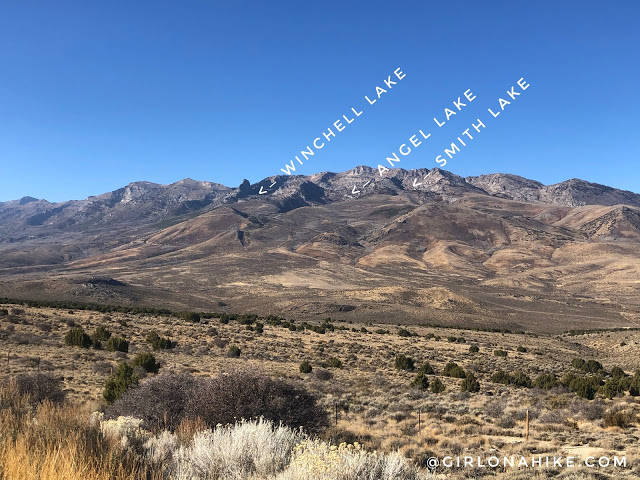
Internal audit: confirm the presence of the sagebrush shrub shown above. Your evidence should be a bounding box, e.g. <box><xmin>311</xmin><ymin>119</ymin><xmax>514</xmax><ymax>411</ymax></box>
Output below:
<box><xmin>469</xmin><ymin>345</ymin><xmax>479</xmax><ymax>353</ymax></box>
<box><xmin>603</xmin><ymin>409</ymin><xmax>635</xmax><ymax>428</ymax></box>
<box><xmin>151</xmin><ymin>419</ymin><xmax>304</xmax><ymax>479</ymax></box>
<box><xmin>494</xmin><ymin>349</ymin><xmax>508</xmax><ymax>358</ymax></box>
<box><xmin>278</xmin><ymin>438</ymin><xmax>421</xmax><ymax>480</ymax></box>
<box><xmin>315</xmin><ymin>369</ymin><xmax>333</xmax><ymax>381</ymax></box>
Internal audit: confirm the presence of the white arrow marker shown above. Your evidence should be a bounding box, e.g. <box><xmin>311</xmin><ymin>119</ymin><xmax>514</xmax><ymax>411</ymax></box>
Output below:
<box><xmin>258</xmin><ymin>186</ymin><xmax>268</xmax><ymax>195</ymax></box>
<box><xmin>362</xmin><ymin>181</ymin><xmax>371</xmax><ymax>188</ymax></box>
<box><xmin>413</xmin><ymin>178</ymin><xmax>423</xmax><ymax>187</ymax></box>
<box><xmin>269</xmin><ymin>182</ymin><xmax>277</xmax><ymax>188</ymax></box>
<box><xmin>352</xmin><ymin>185</ymin><xmax>360</xmax><ymax>195</ymax></box>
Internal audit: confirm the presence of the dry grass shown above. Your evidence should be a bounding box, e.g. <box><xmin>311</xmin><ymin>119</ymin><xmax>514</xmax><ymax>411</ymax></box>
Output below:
<box><xmin>2</xmin><ymin>303</ymin><xmax>640</xmax><ymax>478</ymax></box>
<box><xmin>0</xmin><ymin>384</ymin><xmax>162</xmax><ymax>480</ymax></box>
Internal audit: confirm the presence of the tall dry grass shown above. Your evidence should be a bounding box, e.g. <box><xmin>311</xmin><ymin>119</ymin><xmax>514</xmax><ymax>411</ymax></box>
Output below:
<box><xmin>0</xmin><ymin>382</ymin><xmax>162</xmax><ymax>480</ymax></box>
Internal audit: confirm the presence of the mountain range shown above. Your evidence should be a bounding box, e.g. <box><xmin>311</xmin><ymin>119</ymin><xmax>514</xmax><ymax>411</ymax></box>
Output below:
<box><xmin>1</xmin><ymin>167</ymin><xmax>640</xmax><ymax>333</ymax></box>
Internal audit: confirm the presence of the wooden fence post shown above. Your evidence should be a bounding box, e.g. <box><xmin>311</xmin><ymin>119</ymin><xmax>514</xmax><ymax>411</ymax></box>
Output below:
<box><xmin>525</xmin><ymin>409</ymin><xmax>530</xmax><ymax>440</ymax></box>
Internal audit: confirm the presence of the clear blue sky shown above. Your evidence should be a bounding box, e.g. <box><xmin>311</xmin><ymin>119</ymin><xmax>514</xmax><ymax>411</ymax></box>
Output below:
<box><xmin>1</xmin><ymin>1</ymin><xmax>639</xmax><ymax>202</ymax></box>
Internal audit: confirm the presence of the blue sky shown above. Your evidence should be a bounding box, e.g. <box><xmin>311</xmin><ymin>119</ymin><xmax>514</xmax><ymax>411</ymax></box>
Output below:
<box><xmin>1</xmin><ymin>1</ymin><xmax>639</xmax><ymax>202</ymax></box>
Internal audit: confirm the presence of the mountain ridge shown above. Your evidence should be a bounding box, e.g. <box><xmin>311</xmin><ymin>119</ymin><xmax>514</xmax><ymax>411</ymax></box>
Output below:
<box><xmin>3</xmin><ymin>167</ymin><xmax>639</xmax><ymax>207</ymax></box>
<box><xmin>2</xmin><ymin>166</ymin><xmax>640</xmax><ymax>334</ymax></box>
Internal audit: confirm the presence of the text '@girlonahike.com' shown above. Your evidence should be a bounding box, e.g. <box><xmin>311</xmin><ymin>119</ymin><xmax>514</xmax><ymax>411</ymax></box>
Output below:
<box><xmin>425</xmin><ymin>455</ymin><xmax>627</xmax><ymax>471</ymax></box>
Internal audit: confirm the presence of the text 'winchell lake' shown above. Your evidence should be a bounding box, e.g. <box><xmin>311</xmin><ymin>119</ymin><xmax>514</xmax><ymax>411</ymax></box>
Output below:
<box><xmin>278</xmin><ymin>67</ymin><xmax>407</xmax><ymax>176</ymax></box>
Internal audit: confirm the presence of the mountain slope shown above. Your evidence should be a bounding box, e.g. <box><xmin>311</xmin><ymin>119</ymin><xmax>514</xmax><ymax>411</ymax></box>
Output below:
<box><xmin>1</xmin><ymin>167</ymin><xmax>640</xmax><ymax>333</ymax></box>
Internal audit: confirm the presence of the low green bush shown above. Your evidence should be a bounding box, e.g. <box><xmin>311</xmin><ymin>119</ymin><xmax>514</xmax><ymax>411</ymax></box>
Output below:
<box><xmin>410</xmin><ymin>373</ymin><xmax>429</xmax><ymax>390</ymax></box>
<box><xmin>397</xmin><ymin>328</ymin><xmax>414</xmax><ymax>337</ymax></box>
<box><xmin>629</xmin><ymin>371</ymin><xmax>640</xmax><ymax>396</ymax></box>
<box><xmin>179</xmin><ymin>312</ymin><xmax>201</xmax><ymax>323</ymax></box>
<box><xmin>227</xmin><ymin>345</ymin><xmax>241</xmax><ymax>358</ymax></box>
<box><xmin>300</xmin><ymin>360</ymin><xmax>312</xmax><ymax>374</ymax></box>
<box><xmin>601</xmin><ymin>376</ymin><xmax>630</xmax><ymax>399</ymax></box>
<box><xmin>92</xmin><ymin>325</ymin><xmax>111</xmax><ymax>342</ymax></box>
<box><xmin>442</xmin><ymin>362</ymin><xmax>466</xmax><ymax>379</ymax></box>
<box><xmin>430</xmin><ymin>378</ymin><xmax>445</xmax><ymax>393</ymax></box>
<box><xmin>325</xmin><ymin>357</ymin><xmax>343</xmax><ymax>369</ymax></box>
<box><xmin>146</xmin><ymin>331</ymin><xmax>174</xmax><ymax>350</ymax></box>
<box><xmin>491</xmin><ymin>370</ymin><xmax>512</xmax><ymax>385</ymax></box>
<box><xmin>569</xmin><ymin>375</ymin><xmax>602</xmax><ymax>400</ymax></box>
<box><xmin>611</xmin><ymin>366</ymin><xmax>627</xmax><ymax>378</ymax></box>
<box><xmin>64</xmin><ymin>327</ymin><xmax>92</xmax><ymax>349</ymax></box>
<box><xmin>417</xmin><ymin>362</ymin><xmax>435</xmax><ymax>375</ymax></box>
<box><xmin>103</xmin><ymin>362</ymin><xmax>138</xmax><ymax>403</ymax></box>
<box><xmin>461</xmin><ymin>373</ymin><xmax>480</xmax><ymax>393</ymax></box>
<box><xmin>106</xmin><ymin>336</ymin><xmax>129</xmax><ymax>353</ymax></box>
<box><xmin>533</xmin><ymin>373</ymin><xmax>558</xmax><ymax>390</ymax></box>
<box><xmin>132</xmin><ymin>352</ymin><xmax>160</xmax><ymax>374</ymax></box>
<box><xmin>394</xmin><ymin>354</ymin><xmax>415</xmax><ymax>372</ymax></box>
<box><xmin>511</xmin><ymin>370</ymin><xmax>532</xmax><ymax>388</ymax></box>
<box><xmin>572</xmin><ymin>358</ymin><xmax>603</xmax><ymax>373</ymax></box>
